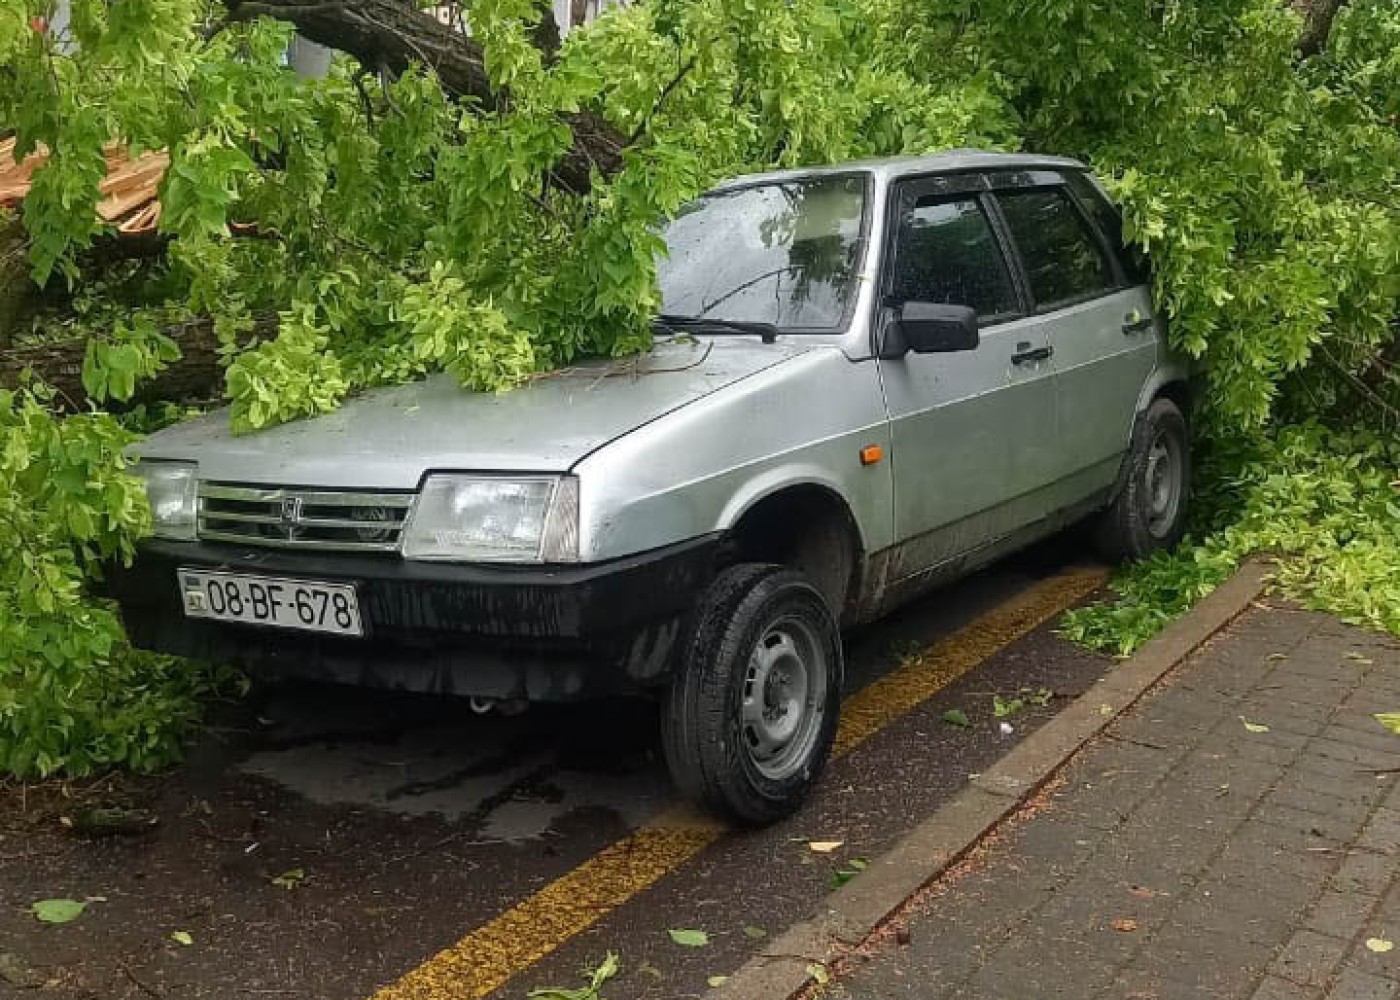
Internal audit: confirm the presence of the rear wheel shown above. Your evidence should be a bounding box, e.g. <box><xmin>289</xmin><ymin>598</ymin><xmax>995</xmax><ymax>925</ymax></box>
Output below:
<box><xmin>1095</xmin><ymin>397</ymin><xmax>1190</xmax><ymax>562</ymax></box>
<box><xmin>662</xmin><ymin>564</ymin><xmax>843</xmax><ymax>826</ymax></box>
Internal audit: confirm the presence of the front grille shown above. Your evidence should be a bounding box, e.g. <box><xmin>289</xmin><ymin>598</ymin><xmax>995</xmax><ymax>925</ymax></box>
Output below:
<box><xmin>198</xmin><ymin>483</ymin><xmax>415</xmax><ymax>553</ymax></box>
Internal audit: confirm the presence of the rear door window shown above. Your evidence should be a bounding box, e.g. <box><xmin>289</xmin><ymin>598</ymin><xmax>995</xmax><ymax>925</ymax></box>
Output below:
<box><xmin>887</xmin><ymin>195</ymin><xmax>1018</xmax><ymax>322</ymax></box>
<box><xmin>996</xmin><ymin>188</ymin><xmax>1116</xmax><ymax>310</ymax></box>
<box><xmin>1065</xmin><ymin>171</ymin><xmax>1151</xmax><ymax>286</ymax></box>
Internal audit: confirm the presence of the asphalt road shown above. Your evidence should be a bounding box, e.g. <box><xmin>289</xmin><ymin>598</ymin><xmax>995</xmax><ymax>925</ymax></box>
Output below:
<box><xmin>0</xmin><ymin>538</ymin><xmax>1115</xmax><ymax>1000</ymax></box>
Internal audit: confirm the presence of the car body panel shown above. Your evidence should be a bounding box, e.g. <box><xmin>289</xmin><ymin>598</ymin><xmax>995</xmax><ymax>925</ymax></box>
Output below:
<box><xmin>573</xmin><ymin>345</ymin><xmax>893</xmax><ymax>561</ymax></box>
<box><xmin>877</xmin><ymin>311</ymin><xmax>1057</xmax><ymax>579</ymax></box>
<box><xmin>1043</xmin><ymin>285</ymin><xmax>1161</xmax><ymax>502</ymax></box>
<box><xmin>134</xmin><ymin>340</ymin><xmax>817</xmax><ymax>489</ymax></box>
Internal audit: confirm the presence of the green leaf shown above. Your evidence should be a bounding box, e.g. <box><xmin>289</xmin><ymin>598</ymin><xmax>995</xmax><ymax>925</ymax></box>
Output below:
<box><xmin>171</xmin><ymin>930</ymin><xmax>194</xmax><ymax>946</ymax></box>
<box><xmin>742</xmin><ymin>925</ymin><xmax>767</xmax><ymax>939</ymax></box>
<box><xmin>668</xmin><ymin>928</ymin><xmax>709</xmax><ymax>948</ymax></box>
<box><xmin>31</xmin><ymin>899</ymin><xmax>87</xmax><ymax>924</ymax></box>
<box><xmin>707</xmin><ymin>975</ymin><xmax>729</xmax><ymax>987</ymax></box>
<box><xmin>941</xmin><ymin>709</ymin><xmax>972</xmax><ymax>729</ymax></box>
<box><xmin>1375</xmin><ymin>713</ymin><xmax>1400</xmax><ymax>735</ymax></box>
<box><xmin>271</xmin><ymin>868</ymin><xmax>306</xmax><ymax>890</ymax></box>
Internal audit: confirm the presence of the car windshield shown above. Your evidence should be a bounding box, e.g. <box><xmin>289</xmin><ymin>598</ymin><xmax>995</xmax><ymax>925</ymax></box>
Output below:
<box><xmin>657</xmin><ymin>174</ymin><xmax>868</xmax><ymax>331</ymax></box>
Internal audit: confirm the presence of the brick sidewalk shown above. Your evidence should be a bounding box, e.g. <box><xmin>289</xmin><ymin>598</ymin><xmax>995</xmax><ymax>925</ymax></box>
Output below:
<box><xmin>827</xmin><ymin>605</ymin><xmax>1400</xmax><ymax>1000</ymax></box>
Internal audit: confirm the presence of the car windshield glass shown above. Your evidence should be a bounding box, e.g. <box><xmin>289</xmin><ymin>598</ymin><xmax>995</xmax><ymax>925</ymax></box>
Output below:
<box><xmin>658</xmin><ymin>175</ymin><xmax>868</xmax><ymax>331</ymax></box>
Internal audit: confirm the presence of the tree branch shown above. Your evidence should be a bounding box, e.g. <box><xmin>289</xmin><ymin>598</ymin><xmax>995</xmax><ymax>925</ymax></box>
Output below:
<box><xmin>221</xmin><ymin>0</ymin><xmax>624</xmax><ymax>192</ymax></box>
<box><xmin>1293</xmin><ymin>0</ymin><xmax>1349</xmax><ymax>59</ymax></box>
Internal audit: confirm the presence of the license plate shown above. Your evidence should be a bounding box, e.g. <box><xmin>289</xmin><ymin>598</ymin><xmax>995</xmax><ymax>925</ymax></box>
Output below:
<box><xmin>178</xmin><ymin>569</ymin><xmax>364</xmax><ymax>637</ymax></box>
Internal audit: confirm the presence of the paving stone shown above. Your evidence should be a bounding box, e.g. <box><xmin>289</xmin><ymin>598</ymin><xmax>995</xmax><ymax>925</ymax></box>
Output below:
<box><xmin>1253</xmin><ymin>973</ymin><xmax>1324</xmax><ymax>1000</ymax></box>
<box><xmin>1328</xmin><ymin>851</ymin><xmax>1396</xmax><ymax>898</ymax></box>
<box><xmin>1269</xmin><ymin>929</ymin><xmax>1351</xmax><ymax>988</ymax></box>
<box><xmin>1357</xmin><ymin>809</ymin><xmax>1400</xmax><ymax>855</ymax></box>
<box><xmin>1134</xmin><ymin>927</ymin><xmax>1276</xmax><ymax>994</ymax></box>
<box><xmin>1344</xmin><ymin>936</ymin><xmax>1400</xmax><ymax>981</ymax></box>
<box><xmin>1305</xmin><ymin>888</ymin><xmax>1379</xmax><ymax>942</ymax></box>
<box><xmin>1319</xmin><ymin>725</ymin><xmax>1400</xmax><ymax>757</ymax></box>
<box><xmin>1172</xmin><ymin>889</ymin><xmax>1299</xmax><ymax>945</ymax></box>
<box><xmin>1325</xmin><ymin>966</ymin><xmax>1398</xmax><ymax>1000</ymax></box>
<box><xmin>1307</xmin><ymin>738</ymin><xmax>1400</xmax><ymax>773</ymax></box>
<box><xmin>1267</xmin><ymin>784</ymin><xmax>1380</xmax><ymax>825</ymax></box>
<box><xmin>1256</xmin><ymin>802</ymin><xmax>1370</xmax><ymax>846</ymax></box>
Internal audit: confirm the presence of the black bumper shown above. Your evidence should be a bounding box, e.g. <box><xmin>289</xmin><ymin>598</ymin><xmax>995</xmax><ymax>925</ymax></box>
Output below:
<box><xmin>108</xmin><ymin>536</ymin><xmax>724</xmax><ymax>701</ymax></box>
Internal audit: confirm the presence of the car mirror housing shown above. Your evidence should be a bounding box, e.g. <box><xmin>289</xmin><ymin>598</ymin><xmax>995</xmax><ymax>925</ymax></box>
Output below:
<box><xmin>880</xmin><ymin>302</ymin><xmax>980</xmax><ymax>358</ymax></box>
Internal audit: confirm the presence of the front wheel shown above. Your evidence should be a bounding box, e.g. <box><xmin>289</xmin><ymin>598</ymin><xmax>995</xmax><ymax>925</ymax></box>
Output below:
<box><xmin>662</xmin><ymin>564</ymin><xmax>843</xmax><ymax>826</ymax></box>
<box><xmin>1095</xmin><ymin>397</ymin><xmax>1191</xmax><ymax>562</ymax></box>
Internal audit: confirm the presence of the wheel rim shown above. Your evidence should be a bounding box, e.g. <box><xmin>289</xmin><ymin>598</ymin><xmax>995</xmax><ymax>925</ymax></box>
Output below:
<box><xmin>1143</xmin><ymin>428</ymin><xmax>1184</xmax><ymax>539</ymax></box>
<box><xmin>740</xmin><ymin>615</ymin><xmax>828</xmax><ymax>782</ymax></box>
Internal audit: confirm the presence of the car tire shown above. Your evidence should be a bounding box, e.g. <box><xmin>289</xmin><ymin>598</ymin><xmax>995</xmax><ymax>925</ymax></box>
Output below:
<box><xmin>661</xmin><ymin>563</ymin><xmax>843</xmax><ymax>826</ymax></box>
<box><xmin>1095</xmin><ymin>397</ymin><xmax>1191</xmax><ymax>562</ymax></box>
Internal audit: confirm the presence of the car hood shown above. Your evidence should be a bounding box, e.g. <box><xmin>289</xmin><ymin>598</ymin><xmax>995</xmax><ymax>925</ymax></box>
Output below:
<box><xmin>137</xmin><ymin>338</ymin><xmax>817</xmax><ymax>489</ymax></box>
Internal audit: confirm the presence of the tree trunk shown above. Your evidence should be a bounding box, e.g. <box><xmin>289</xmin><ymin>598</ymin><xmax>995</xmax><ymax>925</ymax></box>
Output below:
<box><xmin>1293</xmin><ymin>0</ymin><xmax>1349</xmax><ymax>58</ymax></box>
<box><xmin>224</xmin><ymin>0</ymin><xmax>624</xmax><ymax>192</ymax></box>
<box><xmin>0</xmin><ymin>315</ymin><xmax>275</xmax><ymax>411</ymax></box>
<box><xmin>0</xmin><ymin>214</ymin><xmax>32</xmax><ymax>349</ymax></box>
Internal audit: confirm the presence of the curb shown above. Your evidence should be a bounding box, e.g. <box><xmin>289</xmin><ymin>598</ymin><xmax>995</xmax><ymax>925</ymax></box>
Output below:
<box><xmin>712</xmin><ymin>557</ymin><xmax>1274</xmax><ymax>1000</ymax></box>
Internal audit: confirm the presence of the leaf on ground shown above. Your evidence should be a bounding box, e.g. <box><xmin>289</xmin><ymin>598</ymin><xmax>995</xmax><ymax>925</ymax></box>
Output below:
<box><xmin>1367</xmin><ymin>938</ymin><xmax>1394</xmax><ymax>954</ymax></box>
<box><xmin>1347</xmin><ymin>652</ymin><xmax>1374</xmax><ymax>664</ymax></box>
<box><xmin>0</xmin><ymin>951</ymin><xmax>44</xmax><ymax>988</ymax></box>
<box><xmin>271</xmin><ymin>868</ymin><xmax>305</xmax><ymax>890</ymax></box>
<box><xmin>993</xmin><ymin>695</ymin><xmax>1025</xmax><ymax>718</ymax></box>
<box><xmin>171</xmin><ymin>930</ymin><xmax>194</xmax><ymax>946</ymax></box>
<box><xmin>1240</xmin><ymin>716</ymin><xmax>1270</xmax><ymax>733</ymax></box>
<box><xmin>1267</xmin><ymin>653</ymin><xmax>1289</xmax><ymax>662</ymax></box>
<box><xmin>807</xmin><ymin>840</ymin><xmax>843</xmax><ymax>853</ymax></box>
<box><xmin>31</xmin><ymin>899</ymin><xmax>87</xmax><ymax>924</ymax></box>
<box><xmin>807</xmin><ymin>963</ymin><xmax>831</xmax><ymax>985</ymax></box>
<box><xmin>1374</xmin><ymin>713</ymin><xmax>1400</xmax><ymax>735</ymax></box>
<box><xmin>527</xmin><ymin>952</ymin><xmax>620</xmax><ymax>999</ymax></box>
<box><xmin>707</xmin><ymin>975</ymin><xmax>729</xmax><ymax>988</ymax></box>
<box><xmin>941</xmin><ymin>708</ymin><xmax>972</xmax><ymax>728</ymax></box>
<box><xmin>1098</xmin><ymin>703</ymin><xmax>1115</xmax><ymax>716</ymax></box>
<box><xmin>742</xmin><ymin>925</ymin><xmax>767</xmax><ymax>940</ymax></box>
<box><xmin>831</xmin><ymin>859</ymin><xmax>869</xmax><ymax>889</ymax></box>
<box><xmin>668</xmin><ymin>928</ymin><xmax>709</xmax><ymax>948</ymax></box>
<box><xmin>1110</xmin><ymin>918</ymin><xmax>1139</xmax><ymax>932</ymax></box>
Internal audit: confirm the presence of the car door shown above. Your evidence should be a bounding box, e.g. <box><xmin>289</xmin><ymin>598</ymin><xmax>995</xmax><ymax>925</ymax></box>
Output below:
<box><xmin>875</xmin><ymin>177</ymin><xmax>1060</xmax><ymax>584</ymax></box>
<box><xmin>992</xmin><ymin>178</ymin><xmax>1160</xmax><ymax>505</ymax></box>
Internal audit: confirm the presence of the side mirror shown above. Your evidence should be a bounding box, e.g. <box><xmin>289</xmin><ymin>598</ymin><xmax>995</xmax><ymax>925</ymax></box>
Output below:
<box><xmin>879</xmin><ymin>302</ymin><xmax>980</xmax><ymax>359</ymax></box>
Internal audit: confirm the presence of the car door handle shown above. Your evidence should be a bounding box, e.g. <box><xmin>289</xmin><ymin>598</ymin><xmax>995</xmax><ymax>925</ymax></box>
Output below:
<box><xmin>1122</xmin><ymin>312</ymin><xmax>1156</xmax><ymax>335</ymax></box>
<box><xmin>1011</xmin><ymin>344</ymin><xmax>1053</xmax><ymax>365</ymax></box>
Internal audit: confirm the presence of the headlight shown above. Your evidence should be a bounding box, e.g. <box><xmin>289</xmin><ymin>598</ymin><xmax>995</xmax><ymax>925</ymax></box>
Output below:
<box><xmin>134</xmin><ymin>460</ymin><xmax>198</xmax><ymax>540</ymax></box>
<box><xmin>402</xmin><ymin>475</ymin><xmax>579</xmax><ymax>563</ymax></box>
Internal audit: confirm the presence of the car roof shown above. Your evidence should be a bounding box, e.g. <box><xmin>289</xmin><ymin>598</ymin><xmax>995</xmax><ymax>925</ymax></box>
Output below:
<box><xmin>708</xmin><ymin>150</ymin><xmax>1088</xmax><ymax>192</ymax></box>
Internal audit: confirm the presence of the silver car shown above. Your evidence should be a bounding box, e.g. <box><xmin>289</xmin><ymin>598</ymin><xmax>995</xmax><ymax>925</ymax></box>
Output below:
<box><xmin>116</xmin><ymin>151</ymin><xmax>1191</xmax><ymax>825</ymax></box>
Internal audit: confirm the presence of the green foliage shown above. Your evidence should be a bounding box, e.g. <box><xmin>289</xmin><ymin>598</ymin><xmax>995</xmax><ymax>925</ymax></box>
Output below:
<box><xmin>0</xmin><ymin>389</ymin><xmax>237</xmax><ymax>777</ymax></box>
<box><xmin>1063</xmin><ymin>424</ymin><xmax>1400</xmax><ymax>656</ymax></box>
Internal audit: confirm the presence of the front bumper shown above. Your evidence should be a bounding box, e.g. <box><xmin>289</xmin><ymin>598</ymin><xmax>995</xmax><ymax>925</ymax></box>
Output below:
<box><xmin>108</xmin><ymin>535</ymin><xmax>724</xmax><ymax>701</ymax></box>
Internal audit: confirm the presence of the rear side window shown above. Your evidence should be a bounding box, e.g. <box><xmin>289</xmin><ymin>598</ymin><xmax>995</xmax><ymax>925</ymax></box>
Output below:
<box><xmin>1066</xmin><ymin>171</ymin><xmax>1151</xmax><ymax>286</ymax></box>
<box><xmin>888</xmin><ymin>196</ymin><xmax>1017</xmax><ymax>321</ymax></box>
<box><xmin>997</xmin><ymin>188</ymin><xmax>1115</xmax><ymax>309</ymax></box>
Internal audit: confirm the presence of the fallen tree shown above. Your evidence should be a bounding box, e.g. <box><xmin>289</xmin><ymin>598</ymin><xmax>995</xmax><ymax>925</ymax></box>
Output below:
<box><xmin>1</xmin><ymin>0</ymin><xmax>1398</xmax><ymax>776</ymax></box>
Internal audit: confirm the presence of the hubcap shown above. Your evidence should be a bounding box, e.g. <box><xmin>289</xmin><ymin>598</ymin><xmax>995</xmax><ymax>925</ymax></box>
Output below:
<box><xmin>740</xmin><ymin>616</ymin><xmax>828</xmax><ymax>781</ymax></box>
<box><xmin>1143</xmin><ymin>430</ymin><xmax>1183</xmax><ymax>539</ymax></box>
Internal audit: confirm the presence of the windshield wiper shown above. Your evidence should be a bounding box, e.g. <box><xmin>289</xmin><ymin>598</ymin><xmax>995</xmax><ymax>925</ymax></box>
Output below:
<box><xmin>654</xmin><ymin>314</ymin><xmax>780</xmax><ymax>343</ymax></box>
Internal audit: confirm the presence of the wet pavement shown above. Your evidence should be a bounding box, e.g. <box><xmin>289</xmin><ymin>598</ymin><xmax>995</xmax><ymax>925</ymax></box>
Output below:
<box><xmin>1</xmin><ymin>540</ymin><xmax>1115</xmax><ymax>1000</ymax></box>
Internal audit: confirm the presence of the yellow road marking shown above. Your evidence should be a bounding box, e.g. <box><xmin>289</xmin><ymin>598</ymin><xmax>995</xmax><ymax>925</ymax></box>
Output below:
<box><xmin>369</xmin><ymin>565</ymin><xmax>1108</xmax><ymax>1000</ymax></box>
